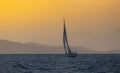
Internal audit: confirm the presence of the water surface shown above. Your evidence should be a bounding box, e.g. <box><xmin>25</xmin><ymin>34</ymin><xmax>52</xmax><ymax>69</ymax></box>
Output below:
<box><xmin>0</xmin><ymin>54</ymin><xmax>120</xmax><ymax>73</ymax></box>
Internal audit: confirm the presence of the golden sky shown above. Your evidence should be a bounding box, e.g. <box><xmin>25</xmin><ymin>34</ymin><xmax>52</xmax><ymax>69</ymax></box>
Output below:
<box><xmin>0</xmin><ymin>0</ymin><xmax>120</xmax><ymax>51</ymax></box>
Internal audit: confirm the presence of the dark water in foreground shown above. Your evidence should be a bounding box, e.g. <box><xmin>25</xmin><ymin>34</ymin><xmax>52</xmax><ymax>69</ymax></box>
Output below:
<box><xmin>0</xmin><ymin>54</ymin><xmax>120</xmax><ymax>73</ymax></box>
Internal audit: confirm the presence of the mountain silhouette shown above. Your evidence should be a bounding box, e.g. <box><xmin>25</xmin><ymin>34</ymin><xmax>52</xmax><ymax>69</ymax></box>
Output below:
<box><xmin>0</xmin><ymin>39</ymin><xmax>100</xmax><ymax>54</ymax></box>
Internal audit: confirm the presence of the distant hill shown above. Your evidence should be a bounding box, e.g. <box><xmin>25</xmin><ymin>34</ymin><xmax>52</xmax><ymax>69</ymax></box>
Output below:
<box><xmin>0</xmin><ymin>39</ymin><xmax>99</xmax><ymax>54</ymax></box>
<box><xmin>108</xmin><ymin>49</ymin><xmax>120</xmax><ymax>54</ymax></box>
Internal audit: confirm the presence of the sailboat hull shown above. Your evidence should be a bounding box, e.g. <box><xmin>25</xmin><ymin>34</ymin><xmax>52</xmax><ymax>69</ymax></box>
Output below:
<box><xmin>66</xmin><ymin>52</ymin><xmax>77</xmax><ymax>57</ymax></box>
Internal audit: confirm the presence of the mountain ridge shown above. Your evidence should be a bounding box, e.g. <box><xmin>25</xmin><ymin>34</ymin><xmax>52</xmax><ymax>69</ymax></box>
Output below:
<box><xmin>0</xmin><ymin>39</ymin><xmax>113</xmax><ymax>54</ymax></box>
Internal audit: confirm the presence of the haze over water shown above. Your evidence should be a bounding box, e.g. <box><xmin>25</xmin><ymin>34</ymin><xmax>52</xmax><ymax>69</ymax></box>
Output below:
<box><xmin>0</xmin><ymin>0</ymin><xmax>120</xmax><ymax>53</ymax></box>
<box><xmin>0</xmin><ymin>1</ymin><xmax>120</xmax><ymax>73</ymax></box>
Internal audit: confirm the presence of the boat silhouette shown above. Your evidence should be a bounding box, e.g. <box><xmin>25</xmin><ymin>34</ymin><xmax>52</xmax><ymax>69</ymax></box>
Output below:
<box><xmin>63</xmin><ymin>19</ymin><xmax>77</xmax><ymax>57</ymax></box>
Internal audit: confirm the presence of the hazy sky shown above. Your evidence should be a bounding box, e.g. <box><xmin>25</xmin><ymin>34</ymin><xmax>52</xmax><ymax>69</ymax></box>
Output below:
<box><xmin>0</xmin><ymin>0</ymin><xmax>120</xmax><ymax>51</ymax></box>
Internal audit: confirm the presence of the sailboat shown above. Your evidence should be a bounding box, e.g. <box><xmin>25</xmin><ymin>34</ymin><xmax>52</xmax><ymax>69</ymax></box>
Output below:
<box><xmin>63</xmin><ymin>19</ymin><xmax>77</xmax><ymax>57</ymax></box>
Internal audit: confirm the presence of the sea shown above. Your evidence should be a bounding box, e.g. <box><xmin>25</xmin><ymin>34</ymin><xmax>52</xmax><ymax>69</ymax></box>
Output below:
<box><xmin>0</xmin><ymin>54</ymin><xmax>120</xmax><ymax>73</ymax></box>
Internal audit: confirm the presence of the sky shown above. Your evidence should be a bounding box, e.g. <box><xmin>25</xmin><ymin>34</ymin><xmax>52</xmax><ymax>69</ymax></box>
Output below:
<box><xmin>0</xmin><ymin>0</ymin><xmax>120</xmax><ymax>51</ymax></box>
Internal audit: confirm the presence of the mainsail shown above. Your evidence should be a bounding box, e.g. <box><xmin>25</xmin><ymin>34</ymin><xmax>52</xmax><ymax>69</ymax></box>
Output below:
<box><xmin>63</xmin><ymin>19</ymin><xmax>77</xmax><ymax>57</ymax></box>
<box><xmin>63</xmin><ymin>20</ymin><xmax>71</xmax><ymax>54</ymax></box>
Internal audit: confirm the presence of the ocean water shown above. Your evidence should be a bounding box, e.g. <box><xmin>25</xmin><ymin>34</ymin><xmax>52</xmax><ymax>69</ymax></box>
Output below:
<box><xmin>0</xmin><ymin>54</ymin><xmax>120</xmax><ymax>73</ymax></box>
